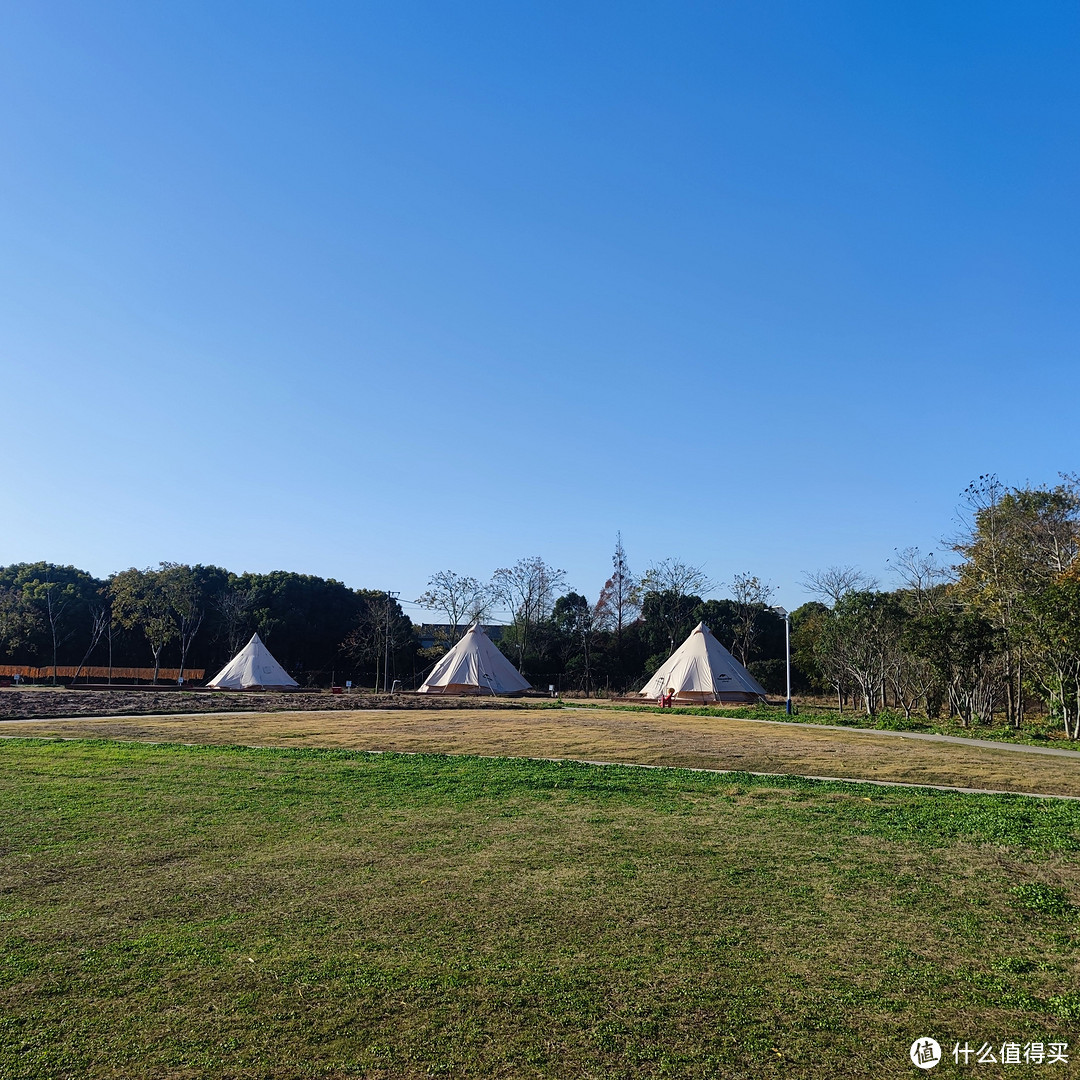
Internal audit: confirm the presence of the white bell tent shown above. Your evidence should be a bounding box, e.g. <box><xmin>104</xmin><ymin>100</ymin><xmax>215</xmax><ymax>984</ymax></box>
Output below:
<box><xmin>207</xmin><ymin>633</ymin><xmax>299</xmax><ymax>690</ymax></box>
<box><xmin>639</xmin><ymin>622</ymin><xmax>766</xmax><ymax>704</ymax></box>
<box><xmin>417</xmin><ymin>623</ymin><xmax>531</xmax><ymax>696</ymax></box>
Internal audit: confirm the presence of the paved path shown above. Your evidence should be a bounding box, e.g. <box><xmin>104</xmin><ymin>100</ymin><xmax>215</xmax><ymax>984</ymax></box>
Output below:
<box><xmin>665</xmin><ymin>711</ymin><xmax>1080</xmax><ymax>759</ymax></box>
<box><xmin>572</xmin><ymin>756</ymin><xmax>1080</xmax><ymax>801</ymax></box>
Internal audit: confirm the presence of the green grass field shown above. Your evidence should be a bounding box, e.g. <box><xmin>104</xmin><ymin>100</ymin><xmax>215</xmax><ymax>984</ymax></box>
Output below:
<box><xmin>2</xmin><ymin>739</ymin><xmax>1080</xmax><ymax>1078</ymax></box>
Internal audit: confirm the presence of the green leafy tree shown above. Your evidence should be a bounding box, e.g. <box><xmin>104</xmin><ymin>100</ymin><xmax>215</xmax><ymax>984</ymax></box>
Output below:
<box><xmin>904</xmin><ymin>606</ymin><xmax>999</xmax><ymax>724</ymax></box>
<box><xmin>788</xmin><ymin>602</ymin><xmax>830</xmax><ymax>696</ymax></box>
<box><xmin>0</xmin><ymin>563</ymin><xmax>102</xmax><ymax>681</ymax></box>
<box><xmin>815</xmin><ymin>591</ymin><xmax>896</xmax><ymax>717</ymax></box>
<box><xmin>110</xmin><ymin>567</ymin><xmax>176</xmax><ymax>683</ymax></box>
<box><xmin>954</xmin><ymin>475</ymin><xmax>1080</xmax><ymax>726</ymax></box>
<box><xmin>1019</xmin><ymin>574</ymin><xmax>1080</xmax><ymax>739</ymax></box>
<box><xmin>0</xmin><ymin>586</ymin><xmax>43</xmax><ymax>661</ymax></box>
<box><xmin>640</xmin><ymin>589</ymin><xmax>702</xmax><ymax>671</ymax></box>
<box><xmin>161</xmin><ymin>564</ymin><xmax>229</xmax><ymax>682</ymax></box>
<box><xmin>231</xmin><ymin>571</ymin><xmax>366</xmax><ymax>683</ymax></box>
<box><xmin>552</xmin><ymin>592</ymin><xmax>598</xmax><ymax>693</ymax></box>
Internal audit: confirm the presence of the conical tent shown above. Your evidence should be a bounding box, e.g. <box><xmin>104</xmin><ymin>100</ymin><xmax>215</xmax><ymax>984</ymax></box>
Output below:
<box><xmin>207</xmin><ymin>633</ymin><xmax>298</xmax><ymax>690</ymax></box>
<box><xmin>418</xmin><ymin>624</ymin><xmax>532</xmax><ymax>696</ymax></box>
<box><xmin>639</xmin><ymin>622</ymin><xmax>766</xmax><ymax>704</ymax></box>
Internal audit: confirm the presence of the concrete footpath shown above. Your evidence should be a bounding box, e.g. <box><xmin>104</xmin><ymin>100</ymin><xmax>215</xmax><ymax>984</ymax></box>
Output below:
<box><xmin>711</xmin><ymin>711</ymin><xmax>1080</xmax><ymax>759</ymax></box>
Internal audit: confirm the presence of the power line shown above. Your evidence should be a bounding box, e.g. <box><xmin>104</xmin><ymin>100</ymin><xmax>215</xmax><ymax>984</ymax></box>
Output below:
<box><xmin>395</xmin><ymin>596</ymin><xmax>516</xmax><ymax>625</ymax></box>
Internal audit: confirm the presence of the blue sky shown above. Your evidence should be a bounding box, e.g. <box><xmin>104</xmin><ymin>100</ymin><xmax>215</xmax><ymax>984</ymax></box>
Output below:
<box><xmin>2</xmin><ymin>2</ymin><xmax>1078</xmax><ymax>619</ymax></box>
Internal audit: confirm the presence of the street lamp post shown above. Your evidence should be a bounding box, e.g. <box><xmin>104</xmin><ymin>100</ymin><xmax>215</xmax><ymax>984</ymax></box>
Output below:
<box><xmin>381</xmin><ymin>590</ymin><xmax>400</xmax><ymax>695</ymax></box>
<box><xmin>771</xmin><ymin>606</ymin><xmax>792</xmax><ymax>714</ymax></box>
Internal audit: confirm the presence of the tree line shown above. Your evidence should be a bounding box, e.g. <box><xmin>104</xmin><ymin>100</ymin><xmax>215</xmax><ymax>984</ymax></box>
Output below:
<box><xmin>0</xmin><ymin>564</ymin><xmax>415</xmax><ymax>689</ymax></box>
<box><xmin>0</xmin><ymin>538</ymin><xmax>789</xmax><ymax>695</ymax></box>
<box><xmin>3</xmin><ymin>474</ymin><xmax>1079</xmax><ymax>741</ymax></box>
<box><xmin>793</xmin><ymin>475</ymin><xmax>1080</xmax><ymax>738</ymax></box>
<box><xmin>414</xmin><ymin>537</ymin><xmax>786</xmax><ymax>694</ymax></box>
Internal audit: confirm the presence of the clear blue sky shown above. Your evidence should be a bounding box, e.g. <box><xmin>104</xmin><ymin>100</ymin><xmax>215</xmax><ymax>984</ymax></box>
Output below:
<box><xmin>2</xmin><ymin>2</ymin><xmax>1078</xmax><ymax>619</ymax></box>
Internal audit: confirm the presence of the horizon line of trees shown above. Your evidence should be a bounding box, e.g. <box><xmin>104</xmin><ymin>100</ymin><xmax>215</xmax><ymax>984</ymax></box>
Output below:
<box><xmin>3</xmin><ymin>474</ymin><xmax>1079</xmax><ymax>739</ymax></box>
<box><xmin>0</xmin><ymin>563</ymin><xmax>416</xmax><ymax>690</ymax></box>
<box><xmin>792</xmin><ymin>474</ymin><xmax>1080</xmax><ymax>739</ymax></box>
<box><xmin>0</xmin><ymin>544</ymin><xmax>790</xmax><ymax>698</ymax></box>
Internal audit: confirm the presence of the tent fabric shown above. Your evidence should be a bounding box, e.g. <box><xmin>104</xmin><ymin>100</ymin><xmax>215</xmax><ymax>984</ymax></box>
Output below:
<box><xmin>417</xmin><ymin>623</ymin><xmax>532</xmax><ymax>696</ymax></box>
<box><xmin>639</xmin><ymin>622</ymin><xmax>767</xmax><ymax>703</ymax></box>
<box><xmin>207</xmin><ymin>633</ymin><xmax>299</xmax><ymax>690</ymax></box>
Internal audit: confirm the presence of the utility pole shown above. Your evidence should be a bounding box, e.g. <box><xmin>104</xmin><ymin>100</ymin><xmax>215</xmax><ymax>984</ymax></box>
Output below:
<box><xmin>381</xmin><ymin>591</ymin><xmax>399</xmax><ymax>694</ymax></box>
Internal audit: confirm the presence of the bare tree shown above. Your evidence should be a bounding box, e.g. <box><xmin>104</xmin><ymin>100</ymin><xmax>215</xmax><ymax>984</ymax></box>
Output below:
<box><xmin>163</xmin><ymin>564</ymin><xmax>205</xmax><ymax>684</ymax></box>
<box><xmin>490</xmin><ymin>556</ymin><xmax>567</xmax><ymax>672</ymax></box>
<box><xmin>42</xmin><ymin>574</ymin><xmax>70</xmax><ymax>684</ymax></box>
<box><xmin>555</xmin><ymin>592</ymin><xmax>599</xmax><ymax>695</ymax></box>
<box><xmin>800</xmin><ymin>565</ymin><xmax>878</xmax><ymax>608</ymax></box>
<box><xmin>729</xmin><ymin>572</ymin><xmax>774</xmax><ymax>666</ymax></box>
<box><xmin>24</xmin><ymin>568</ymin><xmax>89</xmax><ymax>683</ymax></box>
<box><xmin>594</xmin><ymin>533</ymin><xmax>640</xmax><ymax>663</ymax></box>
<box><xmin>887</xmin><ymin>547</ymin><xmax>953</xmax><ymax>614</ymax></box>
<box><xmin>416</xmin><ymin>570</ymin><xmax>492</xmax><ymax>644</ymax></box>
<box><xmin>640</xmin><ymin>559</ymin><xmax>714</xmax><ymax>599</ymax></box>
<box><xmin>214</xmin><ymin>587</ymin><xmax>254</xmax><ymax>657</ymax></box>
<box><xmin>343</xmin><ymin>593</ymin><xmax>412</xmax><ymax>689</ymax></box>
<box><xmin>71</xmin><ymin>601</ymin><xmax>111</xmax><ymax>683</ymax></box>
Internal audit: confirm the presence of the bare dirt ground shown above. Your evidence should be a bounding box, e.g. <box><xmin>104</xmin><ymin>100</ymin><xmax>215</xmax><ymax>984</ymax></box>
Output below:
<box><xmin>4</xmin><ymin>703</ymin><xmax>1080</xmax><ymax>799</ymax></box>
<box><xmin>0</xmin><ymin>687</ymin><xmax>529</xmax><ymax>721</ymax></box>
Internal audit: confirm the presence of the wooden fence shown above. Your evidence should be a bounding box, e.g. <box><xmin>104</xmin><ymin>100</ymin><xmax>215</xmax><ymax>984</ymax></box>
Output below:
<box><xmin>0</xmin><ymin>665</ymin><xmax>205</xmax><ymax>682</ymax></box>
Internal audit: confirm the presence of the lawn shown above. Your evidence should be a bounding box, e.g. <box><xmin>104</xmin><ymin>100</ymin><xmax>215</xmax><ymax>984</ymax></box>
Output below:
<box><xmin>2</xmin><ymin>739</ymin><xmax>1080</xmax><ymax>1078</ymax></box>
<box><xmin>6</xmin><ymin>705</ymin><xmax>1080</xmax><ymax>798</ymax></box>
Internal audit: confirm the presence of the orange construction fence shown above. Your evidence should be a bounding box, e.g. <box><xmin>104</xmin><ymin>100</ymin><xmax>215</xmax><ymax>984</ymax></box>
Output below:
<box><xmin>0</xmin><ymin>665</ymin><xmax>205</xmax><ymax>681</ymax></box>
